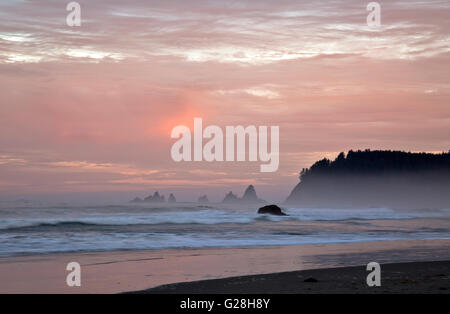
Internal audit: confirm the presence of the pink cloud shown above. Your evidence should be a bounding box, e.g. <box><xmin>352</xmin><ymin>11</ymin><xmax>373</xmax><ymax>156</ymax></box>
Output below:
<box><xmin>0</xmin><ymin>0</ymin><xmax>449</xmax><ymax>199</ymax></box>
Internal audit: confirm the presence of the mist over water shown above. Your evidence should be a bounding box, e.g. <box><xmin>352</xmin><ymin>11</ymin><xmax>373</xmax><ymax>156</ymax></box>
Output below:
<box><xmin>0</xmin><ymin>202</ymin><xmax>449</xmax><ymax>257</ymax></box>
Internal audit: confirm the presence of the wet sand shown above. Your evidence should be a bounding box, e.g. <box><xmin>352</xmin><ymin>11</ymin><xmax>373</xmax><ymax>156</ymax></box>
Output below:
<box><xmin>131</xmin><ymin>260</ymin><xmax>450</xmax><ymax>294</ymax></box>
<box><xmin>0</xmin><ymin>239</ymin><xmax>449</xmax><ymax>293</ymax></box>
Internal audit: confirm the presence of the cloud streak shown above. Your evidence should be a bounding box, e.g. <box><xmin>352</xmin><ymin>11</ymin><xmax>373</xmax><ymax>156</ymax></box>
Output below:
<box><xmin>0</xmin><ymin>0</ymin><xmax>449</xmax><ymax>199</ymax></box>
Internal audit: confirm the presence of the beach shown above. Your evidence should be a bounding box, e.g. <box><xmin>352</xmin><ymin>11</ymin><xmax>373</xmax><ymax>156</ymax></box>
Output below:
<box><xmin>2</xmin><ymin>0</ymin><xmax>450</xmax><ymax>298</ymax></box>
<box><xmin>1</xmin><ymin>203</ymin><xmax>449</xmax><ymax>294</ymax></box>
<box><xmin>1</xmin><ymin>239</ymin><xmax>449</xmax><ymax>294</ymax></box>
<box><xmin>132</xmin><ymin>260</ymin><xmax>450</xmax><ymax>294</ymax></box>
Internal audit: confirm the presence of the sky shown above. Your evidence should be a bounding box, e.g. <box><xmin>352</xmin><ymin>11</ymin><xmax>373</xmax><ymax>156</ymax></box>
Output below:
<box><xmin>0</xmin><ymin>0</ymin><xmax>449</xmax><ymax>202</ymax></box>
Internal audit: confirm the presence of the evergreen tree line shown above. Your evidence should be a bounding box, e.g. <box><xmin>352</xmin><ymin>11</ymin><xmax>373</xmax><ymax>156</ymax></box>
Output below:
<box><xmin>299</xmin><ymin>150</ymin><xmax>450</xmax><ymax>181</ymax></box>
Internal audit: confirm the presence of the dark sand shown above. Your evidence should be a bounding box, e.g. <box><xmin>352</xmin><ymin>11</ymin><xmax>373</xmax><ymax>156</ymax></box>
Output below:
<box><xmin>130</xmin><ymin>260</ymin><xmax>450</xmax><ymax>294</ymax></box>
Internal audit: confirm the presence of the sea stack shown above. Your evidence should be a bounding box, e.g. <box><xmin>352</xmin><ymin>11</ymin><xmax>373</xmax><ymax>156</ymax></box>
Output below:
<box><xmin>143</xmin><ymin>191</ymin><xmax>166</xmax><ymax>203</ymax></box>
<box><xmin>168</xmin><ymin>193</ymin><xmax>176</xmax><ymax>203</ymax></box>
<box><xmin>241</xmin><ymin>185</ymin><xmax>265</xmax><ymax>204</ymax></box>
<box><xmin>222</xmin><ymin>191</ymin><xmax>239</xmax><ymax>203</ymax></box>
<box><xmin>222</xmin><ymin>185</ymin><xmax>266</xmax><ymax>204</ymax></box>
<box><xmin>241</xmin><ymin>185</ymin><xmax>258</xmax><ymax>202</ymax></box>
<box><xmin>198</xmin><ymin>195</ymin><xmax>209</xmax><ymax>203</ymax></box>
<box><xmin>130</xmin><ymin>197</ymin><xmax>143</xmax><ymax>203</ymax></box>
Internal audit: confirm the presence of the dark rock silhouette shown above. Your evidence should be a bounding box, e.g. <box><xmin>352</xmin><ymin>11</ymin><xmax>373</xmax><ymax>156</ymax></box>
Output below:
<box><xmin>222</xmin><ymin>191</ymin><xmax>239</xmax><ymax>203</ymax></box>
<box><xmin>222</xmin><ymin>185</ymin><xmax>266</xmax><ymax>204</ymax></box>
<box><xmin>285</xmin><ymin>150</ymin><xmax>450</xmax><ymax>209</ymax></box>
<box><xmin>168</xmin><ymin>193</ymin><xmax>176</xmax><ymax>203</ymax></box>
<box><xmin>143</xmin><ymin>191</ymin><xmax>166</xmax><ymax>203</ymax></box>
<box><xmin>304</xmin><ymin>277</ymin><xmax>318</xmax><ymax>283</ymax></box>
<box><xmin>241</xmin><ymin>185</ymin><xmax>259</xmax><ymax>203</ymax></box>
<box><xmin>258</xmin><ymin>204</ymin><xmax>287</xmax><ymax>216</ymax></box>
<box><xmin>130</xmin><ymin>197</ymin><xmax>143</xmax><ymax>203</ymax></box>
<box><xmin>198</xmin><ymin>195</ymin><xmax>209</xmax><ymax>203</ymax></box>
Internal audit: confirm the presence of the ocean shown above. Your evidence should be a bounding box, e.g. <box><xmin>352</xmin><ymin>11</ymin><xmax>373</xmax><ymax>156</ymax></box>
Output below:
<box><xmin>1</xmin><ymin>202</ymin><xmax>449</xmax><ymax>257</ymax></box>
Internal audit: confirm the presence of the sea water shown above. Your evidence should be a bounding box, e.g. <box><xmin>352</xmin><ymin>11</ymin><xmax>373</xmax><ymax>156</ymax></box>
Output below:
<box><xmin>0</xmin><ymin>201</ymin><xmax>449</xmax><ymax>257</ymax></box>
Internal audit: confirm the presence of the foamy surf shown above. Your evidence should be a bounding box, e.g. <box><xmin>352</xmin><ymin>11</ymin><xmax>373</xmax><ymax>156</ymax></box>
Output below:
<box><xmin>0</xmin><ymin>203</ymin><xmax>449</xmax><ymax>257</ymax></box>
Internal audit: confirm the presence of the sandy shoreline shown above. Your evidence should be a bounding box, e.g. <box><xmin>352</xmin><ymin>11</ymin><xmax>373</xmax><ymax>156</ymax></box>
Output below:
<box><xmin>130</xmin><ymin>260</ymin><xmax>450</xmax><ymax>294</ymax></box>
<box><xmin>1</xmin><ymin>239</ymin><xmax>449</xmax><ymax>293</ymax></box>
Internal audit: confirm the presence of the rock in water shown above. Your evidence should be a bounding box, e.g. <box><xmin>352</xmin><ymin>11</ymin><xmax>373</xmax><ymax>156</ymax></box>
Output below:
<box><xmin>130</xmin><ymin>197</ymin><xmax>143</xmax><ymax>203</ymax></box>
<box><xmin>198</xmin><ymin>195</ymin><xmax>209</xmax><ymax>203</ymax></box>
<box><xmin>222</xmin><ymin>186</ymin><xmax>266</xmax><ymax>204</ymax></box>
<box><xmin>257</xmin><ymin>204</ymin><xmax>287</xmax><ymax>216</ymax></box>
<box><xmin>222</xmin><ymin>191</ymin><xmax>239</xmax><ymax>203</ymax></box>
<box><xmin>144</xmin><ymin>191</ymin><xmax>165</xmax><ymax>203</ymax></box>
<box><xmin>168</xmin><ymin>193</ymin><xmax>176</xmax><ymax>203</ymax></box>
<box><xmin>241</xmin><ymin>185</ymin><xmax>258</xmax><ymax>203</ymax></box>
